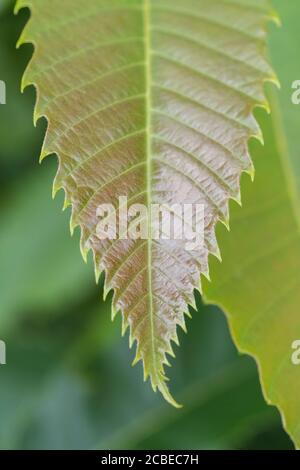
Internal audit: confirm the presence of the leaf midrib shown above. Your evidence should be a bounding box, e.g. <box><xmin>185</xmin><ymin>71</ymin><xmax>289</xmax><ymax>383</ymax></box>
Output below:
<box><xmin>144</xmin><ymin>0</ymin><xmax>156</xmax><ymax>380</ymax></box>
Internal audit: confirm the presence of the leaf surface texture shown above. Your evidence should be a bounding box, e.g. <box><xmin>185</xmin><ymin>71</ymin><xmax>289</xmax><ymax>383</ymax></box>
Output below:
<box><xmin>16</xmin><ymin>0</ymin><xmax>275</xmax><ymax>404</ymax></box>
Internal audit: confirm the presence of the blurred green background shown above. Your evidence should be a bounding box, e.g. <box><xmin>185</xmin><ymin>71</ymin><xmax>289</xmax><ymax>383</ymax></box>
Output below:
<box><xmin>0</xmin><ymin>0</ymin><xmax>294</xmax><ymax>450</ymax></box>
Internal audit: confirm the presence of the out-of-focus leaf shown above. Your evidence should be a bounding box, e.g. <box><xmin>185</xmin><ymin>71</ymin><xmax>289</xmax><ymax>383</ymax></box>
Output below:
<box><xmin>269</xmin><ymin>0</ymin><xmax>300</xmax><ymax>203</ymax></box>
<box><xmin>16</xmin><ymin>0</ymin><xmax>276</xmax><ymax>405</ymax></box>
<box><xmin>203</xmin><ymin>1</ymin><xmax>300</xmax><ymax>447</ymax></box>
<box><xmin>203</xmin><ymin>7</ymin><xmax>300</xmax><ymax>448</ymax></box>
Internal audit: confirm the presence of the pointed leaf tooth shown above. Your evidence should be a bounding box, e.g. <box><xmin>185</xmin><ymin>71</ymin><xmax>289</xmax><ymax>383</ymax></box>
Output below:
<box><xmin>20</xmin><ymin>57</ymin><xmax>35</xmax><ymax>93</ymax></box>
<box><xmin>92</xmin><ymin>251</ymin><xmax>102</xmax><ymax>285</ymax></box>
<box><xmin>269</xmin><ymin>74</ymin><xmax>281</xmax><ymax>90</ymax></box>
<box><xmin>69</xmin><ymin>210</ymin><xmax>78</xmax><ymax>235</ymax></box>
<box><xmin>52</xmin><ymin>170</ymin><xmax>63</xmax><ymax>198</ymax></box>
<box><xmin>79</xmin><ymin>238</ymin><xmax>88</xmax><ymax>264</ymax></box>
<box><xmin>33</xmin><ymin>101</ymin><xmax>42</xmax><ymax>127</ymax></box>
<box><xmin>258</xmin><ymin>99</ymin><xmax>271</xmax><ymax>114</ymax></box>
<box><xmin>187</xmin><ymin>294</ymin><xmax>196</xmax><ymax>312</ymax></box>
<box><xmin>270</xmin><ymin>10</ymin><xmax>281</xmax><ymax>27</ymax></box>
<box><xmin>247</xmin><ymin>161</ymin><xmax>256</xmax><ymax>182</ymax></box>
<box><xmin>185</xmin><ymin>306</ymin><xmax>192</xmax><ymax>319</ymax></box>
<box><xmin>111</xmin><ymin>302</ymin><xmax>119</xmax><ymax>322</ymax></box>
<box><xmin>63</xmin><ymin>195</ymin><xmax>72</xmax><ymax>211</ymax></box>
<box><xmin>202</xmin><ymin>266</ymin><xmax>211</xmax><ymax>283</ymax></box>
<box><xmin>132</xmin><ymin>346</ymin><xmax>143</xmax><ymax>369</ymax></box>
<box><xmin>163</xmin><ymin>356</ymin><xmax>172</xmax><ymax>368</ymax></box>
<box><xmin>209</xmin><ymin>238</ymin><xmax>222</xmax><ymax>262</ymax></box>
<box><xmin>171</xmin><ymin>331</ymin><xmax>180</xmax><ymax>347</ymax></box>
<box><xmin>251</xmin><ymin>128</ymin><xmax>264</xmax><ymax>146</ymax></box>
<box><xmin>103</xmin><ymin>279</ymin><xmax>111</xmax><ymax>303</ymax></box>
<box><xmin>220</xmin><ymin>212</ymin><xmax>230</xmax><ymax>231</ymax></box>
<box><xmin>40</xmin><ymin>137</ymin><xmax>52</xmax><ymax>163</ymax></box>
<box><xmin>180</xmin><ymin>321</ymin><xmax>187</xmax><ymax>334</ymax></box>
<box><xmin>164</xmin><ymin>340</ymin><xmax>176</xmax><ymax>359</ymax></box>
<box><xmin>129</xmin><ymin>331</ymin><xmax>135</xmax><ymax>349</ymax></box>
<box><xmin>121</xmin><ymin>316</ymin><xmax>129</xmax><ymax>337</ymax></box>
<box><xmin>51</xmin><ymin>182</ymin><xmax>60</xmax><ymax>200</ymax></box>
<box><xmin>232</xmin><ymin>188</ymin><xmax>242</xmax><ymax>207</ymax></box>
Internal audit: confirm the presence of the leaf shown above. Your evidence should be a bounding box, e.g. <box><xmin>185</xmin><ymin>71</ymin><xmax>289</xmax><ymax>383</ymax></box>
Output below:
<box><xmin>202</xmin><ymin>3</ymin><xmax>300</xmax><ymax>447</ymax></box>
<box><xmin>15</xmin><ymin>0</ymin><xmax>277</xmax><ymax>405</ymax></box>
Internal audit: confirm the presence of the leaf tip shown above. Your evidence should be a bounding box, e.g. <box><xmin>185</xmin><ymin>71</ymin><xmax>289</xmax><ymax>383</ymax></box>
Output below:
<box><xmin>270</xmin><ymin>10</ymin><xmax>281</xmax><ymax>28</ymax></box>
<box><xmin>157</xmin><ymin>381</ymin><xmax>182</xmax><ymax>409</ymax></box>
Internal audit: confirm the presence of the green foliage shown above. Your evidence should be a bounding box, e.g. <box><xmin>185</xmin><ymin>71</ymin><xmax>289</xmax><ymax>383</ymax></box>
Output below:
<box><xmin>0</xmin><ymin>0</ymin><xmax>299</xmax><ymax>451</ymax></box>
<box><xmin>204</xmin><ymin>1</ymin><xmax>300</xmax><ymax>447</ymax></box>
<box><xmin>15</xmin><ymin>0</ymin><xmax>276</xmax><ymax>406</ymax></box>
